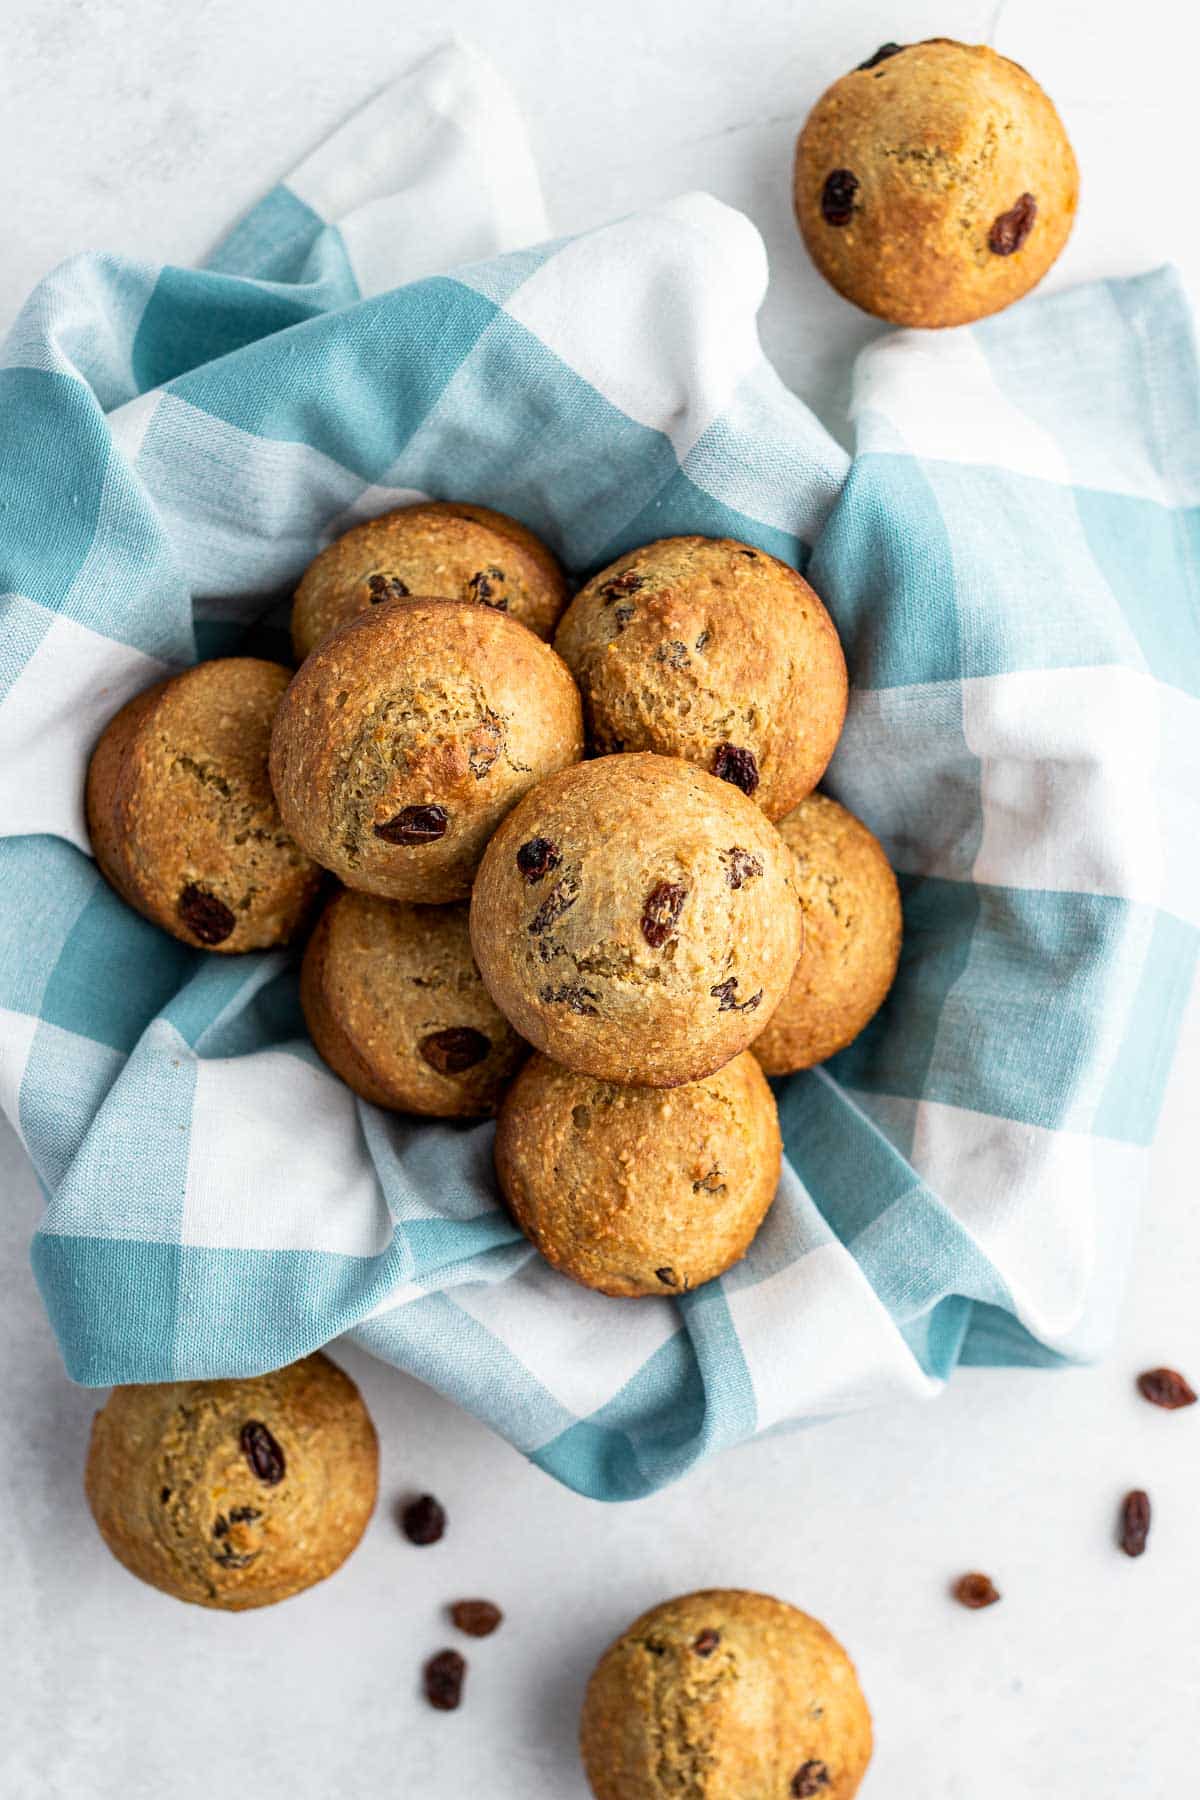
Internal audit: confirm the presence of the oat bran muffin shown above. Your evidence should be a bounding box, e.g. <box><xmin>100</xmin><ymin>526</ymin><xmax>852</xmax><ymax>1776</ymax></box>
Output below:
<box><xmin>581</xmin><ymin>1589</ymin><xmax>872</xmax><ymax>1799</ymax></box>
<box><xmin>754</xmin><ymin>793</ymin><xmax>901</xmax><ymax>1074</ymax></box>
<box><xmin>84</xmin><ymin>1353</ymin><xmax>378</xmax><ymax>1610</ymax></box>
<box><xmin>495</xmin><ymin>1051</ymin><xmax>780</xmax><ymax>1296</ymax></box>
<box><xmin>554</xmin><ymin>537</ymin><xmax>847</xmax><ymax>820</ymax></box>
<box><xmin>86</xmin><ymin>657</ymin><xmax>322</xmax><ymax>952</ymax></box>
<box><xmin>794</xmin><ymin>39</ymin><xmax>1079</xmax><ymax>327</ymax></box>
<box><xmin>301</xmin><ymin>888</ymin><xmax>526</xmax><ymax>1117</ymax></box>
<box><xmin>292</xmin><ymin>500</ymin><xmax>569</xmax><ymax>660</ymax></box>
<box><xmin>469</xmin><ymin>754</ymin><xmax>802</xmax><ymax>1087</ymax></box>
<box><xmin>269</xmin><ymin>597</ymin><xmax>584</xmax><ymax>904</ymax></box>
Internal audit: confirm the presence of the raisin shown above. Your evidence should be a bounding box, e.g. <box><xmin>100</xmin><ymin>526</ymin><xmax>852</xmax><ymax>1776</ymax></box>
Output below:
<box><xmin>641</xmin><ymin>881</ymin><xmax>686</xmax><ymax>948</ymax></box>
<box><xmin>450</xmin><ymin>1599</ymin><xmax>503</xmax><ymax>1637</ymax></box>
<box><xmin>989</xmin><ymin>193</ymin><xmax>1037</xmax><ymax>256</ymax></box>
<box><xmin>178</xmin><ymin>884</ymin><xmax>236</xmax><ymax>946</ymax></box>
<box><xmin>953</xmin><ymin>1572</ymin><xmax>1000</xmax><ymax>1609</ymax></box>
<box><xmin>792</xmin><ymin>1764</ymin><xmax>831</xmax><ymax>1797</ymax></box>
<box><xmin>655</xmin><ymin>1267</ymin><xmax>678</xmax><ymax>1287</ymax></box>
<box><xmin>424</xmin><ymin>1649</ymin><xmax>466</xmax><ymax>1711</ymax></box>
<box><xmin>228</xmin><ymin>1506</ymin><xmax>262</xmax><ymax>1523</ymax></box>
<box><xmin>539</xmin><ymin>982</ymin><xmax>599</xmax><ymax>1016</ymax></box>
<box><xmin>367</xmin><ymin>573</ymin><xmax>410</xmax><ymax>603</ymax></box>
<box><xmin>599</xmin><ymin>571</ymin><xmax>646</xmax><ymax>601</ymax></box>
<box><xmin>694</xmin><ymin>629</ymin><xmax>711</xmax><ymax>652</ymax></box>
<box><xmin>737</xmin><ymin>548</ymin><xmax>759</xmax><ymax>559</ymax></box>
<box><xmin>693</xmin><ymin>1167</ymin><xmax>726</xmax><ymax>1195</ymax></box>
<box><xmin>211</xmin><ymin>1544</ymin><xmax>257</xmax><ymax>1569</ymax></box>
<box><xmin>712</xmin><ymin>743</ymin><xmax>760</xmax><ymax>796</ymax></box>
<box><xmin>1120</xmin><ymin>1489</ymin><xmax>1151</xmax><ymax>1558</ymax></box>
<box><xmin>613</xmin><ymin>604</ymin><xmax>636</xmax><ymax>631</ymax></box>
<box><xmin>419</xmin><ymin>1028</ymin><xmax>490</xmax><ymax>1075</ymax></box>
<box><xmin>468</xmin><ymin>565</ymin><xmax>507</xmax><ymax>607</ymax></box>
<box><xmin>857</xmin><ymin>42</ymin><xmax>903</xmax><ymax>69</ymax></box>
<box><xmin>240</xmin><ymin>1420</ymin><xmax>285</xmax><ymax>1485</ymax></box>
<box><xmin>517</xmin><ymin>837</ymin><xmax>561</xmax><ymax>883</ymax></box>
<box><xmin>722</xmin><ymin>847</ymin><xmax>762</xmax><ymax>888</ymax></box>
<box><xmin>159</xmin><ymin>1487</ymin><xmax>171</xmax><ymax>1504</ymax></box>
<box><xmin>529</xmin><ymin>873</ymin><xmax>579</xmax><ymax>935</ymax></box>
<box><xmin>692</xmin><ymin>1629</ymin><xmax>720</xmax><ymax>1656</ymax></box>
<box><xmin>374</xmin><ymin>804</ymin><xmax>449</xmax><ymax>846</ymax></box>
<box><xmin>710</xmin><ymin>977</ymin><xmax>762</xmax><ymax>1013</ymax></box>
<box><xmin>402</xmin><ymin>1493</ymin><xmax>446</xmax><ymax>1546</ymax></box>
<box><xmin>655</xmin><ymin>640</ymin><xmax>690</xmax><ymax>669</ymax></box>
<box><xmin>820</xmin><ymin>169</ymin><xmax>858</xmax><ymax>227</ymax></box>
<box><xmin>1137</xmin><ymin>1367</ymin><xmax>1196</xmax><ymax>1410</ymax></box>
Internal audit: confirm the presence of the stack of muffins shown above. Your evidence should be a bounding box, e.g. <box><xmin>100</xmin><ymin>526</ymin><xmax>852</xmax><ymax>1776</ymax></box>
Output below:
<box><xmin>87</xmin><ymin>498</ymin><xmax>903</xmax><ymax>1301</ymax></box>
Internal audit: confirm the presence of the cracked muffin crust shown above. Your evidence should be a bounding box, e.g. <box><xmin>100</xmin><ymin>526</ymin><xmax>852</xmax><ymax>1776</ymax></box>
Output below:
<box><xmin>469</xmin><ymin>754</ymin><xmax>803</xmax><ymax>1087</ymax></box>
<box><xmin>83</xmin><ymin>1353</ymin><xmax>378</xmax><ymax>1611</ymax></box>
<box><xmin>291</xmin><ymin>500</ymin><xmax>569</xmax><ymax>660</ymax></box>
<box><xmin>301</xmin><ymin>888</ymin><xmax>526</xmax><ymax>1117</ymax></box>
<box><xmin>580</xmin><ymin>1589</ymin><xmax>872</xmax><ymax>1800</ymax></box>
<box><xmin>553</xmin><ymin>537</ymin><xmax>847</xmax><ymax>821</ymax></box>
<box><xmin>753</xmin><ymin>793</ymin><xmax>901</xmax><ymax>1075</ymax></box>
<box><xmin>794</xmin><ymin>39</ymin><xmax>1078</xmax><ymax>327</ymax></box>
<box><xmin>269</xmin><ymin>597</ymin><xmax>584</xmax><ymax>904</ymax></box>
<box><xmin>85</xmin><ymin>657</ymin><xmax>322</xmax><ymax>952</ymax></box>
<box><xmin>494</xmin><ymin>1050</ymin><xmax>780</xmax><ymax>1296</ymax></box>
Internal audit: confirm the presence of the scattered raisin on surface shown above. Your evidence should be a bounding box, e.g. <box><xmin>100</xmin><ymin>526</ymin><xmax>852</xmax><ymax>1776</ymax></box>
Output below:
<box><xmin>468</xmin><ymin>566</ymin><xmax>507</xmax><ymax>608</ymax></box>
<box><xmin>613</xmin><ymin>604</ymin><xmax>637</xmax><ymax>632</ymax></box>
<box><xmin>792</xmin><ymin>1763</ymin><xmax>831</xmax><ymax>1797</ymax></box>
<box><xmin>599</xmin><ymin>571</ymin><xmax>647</xmax><ymax>602</ymax></box>
<box><xmin>692</xmin><ymin>1629</ymin><xmax>720</xmax><ymax>1656</ymax></box>
<box><xmin>374</xmin><ymin>804</ymin><xmax>449</xmax><ymax>846</ymax></box>
<box><xmin>1120</xmin><ymin>1490</ymin><xmax>1151</xmax><ymax>1558</ymax></box>
<box><xmin>539</xmin><ymin>982</ymin><xmax>600</xmax><ymax>1016</ymax></box>
<box><xmin>655</xmin><ymin>640</ymin><xmax>690</xmax><ymax>669</ymax></box>
<box><xmin>988</xmin><ymin>193</ymin><xmax>1037</xmax><ymax>256</ymax></box>
<box><xmin>711</xmin><ymin>743</ymin><xmax>760</xmax><ymax>796</ymax></box>
<box><xmin>367</xmin><ymin>573</ymin><xmax>410</xmax><ymax>603</ymax></box>
<box><xmin>655</xmin><ymin>1267</ymin><xmax>679</xmax><ymax>1287</ymax></box>
<box><xmin>424</xmin><ymin>1649</ymin><xmax>466</xmax><ymax>1711</ymax></box>
<box><xmin>240</xmin><ymin>1421</ymin><xmax>285</xmax><ymax>1485</ymax></box>
<box><xmin>693</xmin><ymin>1167</ymin><xmax>726</xmax><ymax>1195</ymax></box>
<box><xmin>450</xmin><ymin>1599</ymin><xmax>503</xmax><ymax>1638</ymax></box>
<box><xmin>710</xmin><ymin>977</ymin><xmax>762</xmax><ymax>1013</ymax></box>
<box><xmin>402</xmin><ymin>1493</ymin><xmax>447</xmax><ymax>1546</ymax></box>
<box><xmin>517</xmin><ymin>837</ymin><xmax>561</xmax><ymax>883</ymax></box>
<box><xmin>857</xmin><ymin>42</ymin><xmax>903</xmax><ymax>69</ymax></box>
<box><xmin>723</xmin><ymin>847</ymin><xmax>763</xmax><ymax>888</ymax></box>
<box><xmin>419</xmin><ymin>1028</ymin><xmax>490</xmax><ymax>1076</ymax></box>
<box><xmin>820</xmin><ymin>169</ymin><xmax>859</xmax><ymax>226</ymax></box>
<box><xmin>694</xmin><ymin>629</ymin><xmax>711</xmax><ymax>652</ymax></box>
<box><xmin>529</xmin><ymin>873</ymin><xmax>580</xmax><ymax>935</ymax></box>
<box><xmin>1137</xmin><ymin>1367</ymin><xmax>1196</xmax><ymax>1409</ymax></box>
<box><xmin>641</xmin><ymin>881</ymin><xmax>687</xmax><ymax>949</ymax></box>
<box><xmin>178</xmin><ymin>884</ymin><xmax>236</xmax><ymax>946</ymax></box>
<box><xmin>953</xmin><ymin>1572</ymin><xmax>1000</xmax><ymax>1609</ymax></box>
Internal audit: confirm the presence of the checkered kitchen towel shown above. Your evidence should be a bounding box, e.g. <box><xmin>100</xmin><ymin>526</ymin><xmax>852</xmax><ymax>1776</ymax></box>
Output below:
<box><xmin>2</xmin><ymin>41</ymin><xmax>1197</xmax><ymax>1500</ymax></box>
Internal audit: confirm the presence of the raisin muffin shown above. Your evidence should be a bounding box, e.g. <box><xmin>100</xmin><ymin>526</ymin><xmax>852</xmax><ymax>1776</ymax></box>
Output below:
<box><xmin>754</xmin><ymin>793</ymin><xmax>902</xmax><ymax>1074</ymax></box>
<box><xmin>581</xmin><ymin>1589</ymin><xmax>872</xmax><ymax>1799</ymax></box>
<box><xmin>794</xmin><ymin>39</ymin><xmax>1079</xmax><ymax>327</ymax></box>
<box><xmin>554</xmin><ymin>537</ymin><xmax>847</xmax><ymax>820</ymax></box>
<box><xmin>495</xmin><ymin>1051</ymin><xmax>780</xmax><ymax>1296</ymax></box>
<box><xmin>86</xmin><ymin>658</ymin><xmax>322</xmax><ymax>952</ymax></box>
<box><xmin>292</xmin><ymin>500</ymin><xmax>569</xmax><ymax>660</ymax></box>
<box><xmin>84</xmin><ymin>1353</ymin><xmax>378</xmax><ymax>1611</ymax></box>
<box><xmin>301</xmin><ymin>889</ymin><xmax>526</xmax><ymax>1117</ymax></box>
<box><xmin>270</xmin><ymin>598</ymin><xmax>584</xmax><ymax>905</ymax></box>
<box><xmin>469</xmin><ymin>754</ymin><xmax>802</xmax><ymax>1087</ymax></box>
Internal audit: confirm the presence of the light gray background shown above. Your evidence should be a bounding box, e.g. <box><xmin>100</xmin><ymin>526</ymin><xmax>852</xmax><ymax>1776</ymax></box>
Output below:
<box><xmin>3</xmin><ymin>2</ymin><xmax>1199</xmax><ymax>1795</ymax></box>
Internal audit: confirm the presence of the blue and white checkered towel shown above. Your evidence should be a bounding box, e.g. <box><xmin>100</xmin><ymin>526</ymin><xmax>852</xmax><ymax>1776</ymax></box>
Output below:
<box><xmin>2</xmin><ymin>42</ymin><xmax>1197</xmax><ymax>1500</ymax></box>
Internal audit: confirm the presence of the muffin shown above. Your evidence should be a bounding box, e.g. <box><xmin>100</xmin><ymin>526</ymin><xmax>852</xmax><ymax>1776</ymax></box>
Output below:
<box><xmin>301</xmin><ymin>889</ymin><xmax>526</xmax><ymax>1117</ymax></box>
<box><xmin>553</xmin><ymin>537</ymin><xmax>847</xmax><ymax>820</ymax></box>
<box><xmin>84</xmin><ymin>1353</ymin><xmax>378</xmax><ymax>1610</ymax></box>
<box><xmin>470</xmin><ymin>754</ymin><xmax>803</xmax><ymax>1087</ymax></box>
<box><xmin>794</xmin><ymin>39</ymin><xmax>1079</xmax><ymax>327</ymax></box>
<box><xmin>495</xmin><ymin>1051</ymin><xmax>781</xmax><ymax>1296</ymax></box>
<box><xmin>754</xmin><ymin>793</ymin><xmax>901</xmax><ymax>1074</ymax></box>
<box><xmin>292</xmin><ymin>500</ymin><xmax>569</xmax><ymax>660</ymax></box>
<box><xmin>581</xmin><ymin>1589</ymin><xmax>872</xmax><ymax>1799</ymax></box>
<box><xmin>269</xmin><ymin>598</ymin><xmax>584</xmax><ymax>904</ymax></box>
<box><xmin>86</xmin><ymin>657</ymin><xmax>322</xmax><ymax>952</ymax></box>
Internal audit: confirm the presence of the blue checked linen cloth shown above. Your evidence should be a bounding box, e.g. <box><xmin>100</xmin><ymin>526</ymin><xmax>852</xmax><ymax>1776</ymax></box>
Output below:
<box><xmin>2</xmin><ymin>42</ymin><xmax>1197</xmax><ymax>1500</ymax></box>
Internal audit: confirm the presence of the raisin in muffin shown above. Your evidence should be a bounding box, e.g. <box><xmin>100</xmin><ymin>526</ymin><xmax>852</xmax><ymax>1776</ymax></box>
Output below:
<box><xmin>302</xmin><ymin>889</ymin><xmax>526</xmax><ymax>1117</ymax></box>
<box><xmin>581</xmin><ymin>1589</ymin><xmax>872</xmax><ymax>1799</ymax></box>
<box><xmin>292</xmin><ymin>500</ymin><xmax>569</xmax><ymax>660</ymax></box>
<box><xmin>554</xmin><ymin>537</ymin><xmax>847</xmax><ymax>820</ymax></box>
<box><xmin>495</xmin><ymin>1051</ymin><xmax>780</xmax><ymax>1296</ymax></box>
<box><xmin>469</xmin><ymin>754</ymin><xmax>802</xmax><ymax>1087</ymax></box>
<box><xmin>86</xmin><ymin>658</ymin><xmax>322</xmax><ymax>952</ymax></box>
<box><xmin>794</xmin><ymin>39</ymin><xmax>1078</xmax><ymax>327</ymax></box>
<box><xmin>84</xmin><ymin>1353</ymin><xmax>378</xmax><ymax>1610</ymax></box>
<box><xmin>754</xmin><ymin>793</ymin><xmax>901</xmax><ymax>1074</ymax></box>
<box><xmin>270</xmin><ymin>598</ymin><xmax>584</xmax><ymax>905</ymax></box>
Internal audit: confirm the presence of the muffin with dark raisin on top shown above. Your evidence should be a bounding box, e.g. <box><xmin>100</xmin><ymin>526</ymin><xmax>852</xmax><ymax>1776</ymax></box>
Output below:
<box><xmin>794</xmin><ymin>39</ymin><xmax>1078</xmax><ymax>327</ymax></box>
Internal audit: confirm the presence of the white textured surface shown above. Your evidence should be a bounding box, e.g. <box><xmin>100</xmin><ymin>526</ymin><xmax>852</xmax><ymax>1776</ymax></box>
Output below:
<box><xmin>3</xmin><ymin>1</ymin><xmax>1199</xmax><ymax>1795</ymax></box>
